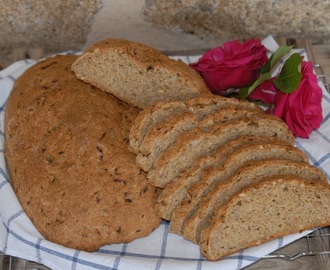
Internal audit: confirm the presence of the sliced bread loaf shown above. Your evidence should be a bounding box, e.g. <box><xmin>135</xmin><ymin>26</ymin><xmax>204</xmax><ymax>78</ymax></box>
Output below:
<box><xmin>186</xmin><ymin>95</ymin><xmax>263</xmax><ymax>118</ymax></box>
<box><xmin>136</xmin><ymin>112</ymin><xmax>197</xmax><ymax>171</ymax></box>
<box><xmin>198</xmin><ymin>107</ymin><xmax>262</xmax><ymax>129</ymax></box>
<box><xmin>72</xmin><ymin>38</ymin><xmax>210</xmax><ymax>109</ymax></box>
<box><xmin>147</xmin><ymin>114</ymin><xmax>295</xmax><ymax>188</ymax></box>
<box><xmin>169</xmin><ymin>143</ymin><xmax>308</xmax><ymax>235</ymax></box>
<box><xmin>129</xmin><ymin>95</ymin><xmax>262</xmax><ymax>155</ymax></box>
<box><xmin>137</xmin><ymin>108</ymin><xmax>262</xmax><ymax>172</ymax></box>
<box><xmin>129</xmin><ymin>100</ymin><xmax>188</xmax><ymax>154</ymax></box>
<box><xmin>183</xmin><ymin>159</ymin><xmax>327</xmax><ymax>243</ymax></box>
<box><xmin>199</xmin><ymin>176</ymin><xmax>330</xmax><ymax>261</ymax></box>
<box><xmin>154</xmin><ymin>136</ymin><xmax>284</xmax><ymax>220</ymax></box>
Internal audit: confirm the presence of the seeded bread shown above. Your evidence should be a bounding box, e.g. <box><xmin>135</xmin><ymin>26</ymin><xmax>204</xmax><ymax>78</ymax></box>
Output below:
<box><xmin>147</xmin><ymin>114</ymin><xmax>295</xmax><ymax>188</ymax></box>
<box><xmin>129</xmin><ymin>95</ymin><xmax>262</xmax><ymax>155</ymax></box>
<box><xmin>129</xmin><ymin>100</ymin><xmax>188</xmax><ymax>154</ymax></box>
<box><xmin>136</xmin><ymin>112</ymin><xmax>197</xmax><ymax>171</ymax></box>
<box><xmin>137</xmin><ymin>108</ymin><xmax>263</xmax><ymax>172</ymax></box>
<box><xmin>168</xmin><ymin>142</ymin><xmax>308</xmax><ymax>235</ymax></box>
<box><xmin>71</xmin><ymin>38</ymin><xmax>210</xmax><ymax>109</ymax></box>
<box><xmin>4</xmin><ymin>55</ymin><xmax>161</xmax><ymax>251</ymax></box>
<box><xmin>199</xmin><ymin>176</ymin><xmax>330</xmax><ymax>261</ymax></box>
<box><xmin>198</xmin><ymin>107</ymin><xmax>260</xmax><ymax>128</ymax></box>
<box><xmin>5</xmin><ymin>41</ymin><xmax>328</xmax><ymax>262</ymax></box>
<box><xmin>155</xmin><ymin>136</ymin><xmax>285</xmax><ymax>220</ymax></box>
<box><xmin>183</xmin><ymin>159</ymin><xmax>327</xmax><ymax>243</ymax></box>
<box><xmin>186</xmin><ymin>95</ymin><xmax>263</xmax><ymax>118</ymax></box>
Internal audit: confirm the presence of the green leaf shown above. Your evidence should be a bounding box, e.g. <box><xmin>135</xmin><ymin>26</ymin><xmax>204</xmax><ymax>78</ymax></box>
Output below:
<box><xmin>239</xmin><ymin>72</ymin><xmax>272</xmax><ymax>99</ymax></box>
<box><xmin>273</xmin><ymin>53</ymin><xmax>302</xmax><ymax>93</ymax></box>
<box><xmin>260</xmin><ymin>45</ymin><xmax>293</xmax><ymax>74</ymax></box>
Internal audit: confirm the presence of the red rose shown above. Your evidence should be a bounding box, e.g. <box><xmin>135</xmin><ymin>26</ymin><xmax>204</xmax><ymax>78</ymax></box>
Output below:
<box><xmin>251</xmin><ymin>61</ymin><xmax>323</xmax><ymax>138</ymax></box>
<box><xmin>190</xmin><ymin>39</ymin><xmax>268</xmax><ymax>95</ymax></box>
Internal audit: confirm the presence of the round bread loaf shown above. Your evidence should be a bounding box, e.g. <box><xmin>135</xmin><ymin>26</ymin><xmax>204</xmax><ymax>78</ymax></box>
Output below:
<box><xmin>4</xmin><ymin>55</ymin><xmax>161</xmax><ymax>251</ymax></box>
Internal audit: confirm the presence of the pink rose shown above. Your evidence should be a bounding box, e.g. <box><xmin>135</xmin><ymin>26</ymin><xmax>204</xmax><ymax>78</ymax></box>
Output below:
<box><xmin>251</xmin><ymin>61</ymin><xmax>323</xmax><ymax>138</ymax></box>
<box><xmin>272</xmin><ymin>61</ymin><xmax>323</xmax><ymax>138</ymax></box>
<box><xmin>190</xmin><ymin>39</ymin><xmax>268</xmax><ymax>95</ymax></box>
<box><xmin>249</xmin><ymin>80</ymin><xmax>277</xmax><ymax>104</ymax></box>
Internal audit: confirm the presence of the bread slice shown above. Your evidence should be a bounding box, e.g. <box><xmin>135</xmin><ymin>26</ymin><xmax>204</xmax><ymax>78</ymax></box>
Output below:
<box><xmin>154</xmin><ymin>136</ymin><xmax>284</xmax><ymax>220</ymax></box>
<box><xmin>199</xmin><ymin>176</ymin><xmax>330</xmax><ymax>261</ymax></box>
<box><xmin>182</xmin><ymin>159</ymin><xmax>328</xmax><ymax>243</ymax></box>
<box><xmin>72</xmin><ymin>38</ymin><xmax>210</xmax><ymax>109</ymax></box>
<box><xmin>129</xmin><ymin>95</ymin><xmax>262</xmax><ymax>154</ymax></box>
<box><xmin>129</xmin><ymin>100</ymin><xmax>188</xmax><ymax>154</ymax></box>
<box><xmin>137</xmin><ymin>108</ymin><xmax>261</xmax><ymax>172</ymax></box>
<box><xmin>186</xmin><ymin>95</ymin><xmax>263</xmax><ymax>118</ymax></box>
<box><xmin>198</xmin><ymin>107</ymin><xmax>261</xmax><ymax>129</ymax></box>
<box><xmin>147</xmin><ymin>114</ymin><xmax>295</xmax><ymax>188</ymax></box>
<box><xmin>136</xmin><ymin>112</ymin><xmax>197</xmax><ymax>171</ymax></box>
<box><xmin>168</xmin><ymin>143</ymin><xmax>308</xmax><ymax>235</ymax></box>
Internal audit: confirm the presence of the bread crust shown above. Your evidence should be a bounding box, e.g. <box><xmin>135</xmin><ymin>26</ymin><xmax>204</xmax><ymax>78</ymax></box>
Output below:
<box><xmin>129</xmin><ymin>100</ymin><xmax>187</xmax><ymax>153</ymax></box>
<box><xmin>4</xmin><ymin>55</ymin><xmax>161</xmax><ymax>251</ymax></box>
<box><xmin>154</xmin><ymin>136</ymin><xmax>283</xmax><ymax>220</ymax></box>
<box><xmin>182</xmin><ymin>159</ymin><xmax>328</xmax><ymax>243</ymax></box>
<box><xmin>147</xmin><ymin>114</ymin><xmax>295</xmax><ymax>188</ymax></box>
<box><xmin>72</xmin><ymin>38</ymin><xmax>210</xmax><ymax>109</ymax></box>
<box><xmin>200</xmin><ymin>177</ymin><xmax>330</xmax><ymax>261</ymax></box>
<box><xmin>169</xmin><ymin>142</ymin><xmax>308</xmax><ymax>235</ymax></box>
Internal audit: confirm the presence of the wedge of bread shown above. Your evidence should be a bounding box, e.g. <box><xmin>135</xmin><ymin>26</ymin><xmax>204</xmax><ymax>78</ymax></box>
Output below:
<box><xmin>72</xmin><ymin>38</ymin><xmax>210</xmax><ymax>109</ymax></box>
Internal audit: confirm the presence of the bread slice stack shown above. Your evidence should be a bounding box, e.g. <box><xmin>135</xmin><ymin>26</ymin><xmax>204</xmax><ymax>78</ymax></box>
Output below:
<box><xmin>129</xmin><ymin>95</ymin><xmax>330</xmax><ymax>261</ymax></box>
<box><xmin>71</xmin><ymin>38</ymin><xmax>330</xmax><ymax>260</ymax></box>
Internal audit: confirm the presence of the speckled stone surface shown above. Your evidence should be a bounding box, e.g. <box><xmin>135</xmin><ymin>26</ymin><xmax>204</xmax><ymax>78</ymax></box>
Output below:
<box><xmin>0</xmin><ymin>0</ymin><xmax>102</xmax><ymax>64</ymax></box>
<box><xmin>144</xmin><ymin>0</ymin><xmax>330</xmax><ymax>44</ymax></box>
<box><xmin>1</xmin><ymin>0</ymin><xmax>329</xmax><ymax>70</ymax></box>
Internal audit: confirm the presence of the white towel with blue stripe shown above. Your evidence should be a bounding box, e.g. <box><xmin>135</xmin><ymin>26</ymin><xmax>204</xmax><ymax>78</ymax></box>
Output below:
<box><xmin>0</xmin><ymin>37</ymin><xmax>329</xmax><ymax>270</ymax></box>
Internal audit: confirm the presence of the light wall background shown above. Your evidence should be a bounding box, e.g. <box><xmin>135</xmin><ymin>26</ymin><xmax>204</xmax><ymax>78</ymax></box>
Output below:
<box><xmin>1</xmin><ymin>0</ymin><xmax>329</xmax><ymax>67</ymax></box>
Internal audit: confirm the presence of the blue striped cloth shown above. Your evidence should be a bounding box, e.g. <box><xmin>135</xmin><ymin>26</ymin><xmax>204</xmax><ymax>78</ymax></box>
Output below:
<box><xmin>0</xmin><ymin>38</ymin><xmax>329</xmax><ymax>270</ymax></box>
